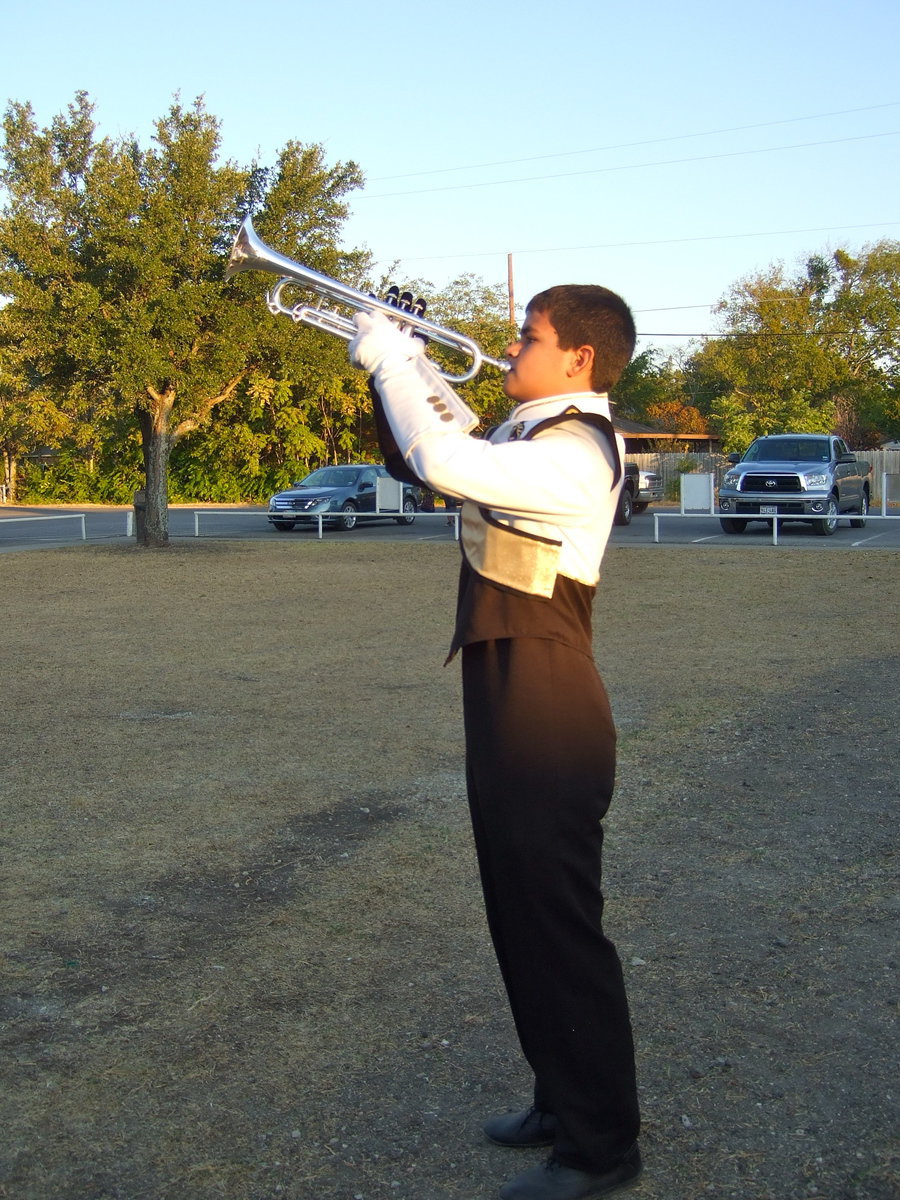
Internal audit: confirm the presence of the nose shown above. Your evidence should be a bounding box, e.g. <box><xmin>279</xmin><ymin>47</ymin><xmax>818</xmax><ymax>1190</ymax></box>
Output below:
<box><xmin>506</xmin><ymin>338</ymin><xmax>521</xmax><ymax>358</ymax></box>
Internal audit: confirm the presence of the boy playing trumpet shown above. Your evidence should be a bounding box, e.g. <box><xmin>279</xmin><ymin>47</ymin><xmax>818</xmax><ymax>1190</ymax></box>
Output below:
<box><xmin>349</xmin><ymin>284</ymin><xmax>641</xmax><ymax>1200</ymax></box>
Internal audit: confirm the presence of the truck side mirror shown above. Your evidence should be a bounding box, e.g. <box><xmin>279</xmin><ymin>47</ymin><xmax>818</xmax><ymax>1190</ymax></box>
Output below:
<box><xmin>727</xmin><ymin>452</ymin><xmax>741</xmax><ymax>464</ymax></box>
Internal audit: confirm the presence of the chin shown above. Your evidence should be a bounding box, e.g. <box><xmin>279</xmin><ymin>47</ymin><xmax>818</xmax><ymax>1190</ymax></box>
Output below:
<box><xmin>503</xmin><ymin>375</ymin><xmax>524</xmax><ymax>401</ymax></box>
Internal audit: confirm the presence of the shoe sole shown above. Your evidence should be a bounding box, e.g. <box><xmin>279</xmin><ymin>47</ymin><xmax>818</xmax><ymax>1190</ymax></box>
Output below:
<box><xmin>485</xmin><ymin>1132</ymin><xmax>556</xmax><ymax>1149</ymax></box>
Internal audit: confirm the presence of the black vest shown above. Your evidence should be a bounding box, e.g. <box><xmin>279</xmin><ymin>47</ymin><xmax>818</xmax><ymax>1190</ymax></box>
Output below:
<box><xmin>447</xmin><ymin>410</ymin><xmax>620</xmax><ymax>662</ymax></box>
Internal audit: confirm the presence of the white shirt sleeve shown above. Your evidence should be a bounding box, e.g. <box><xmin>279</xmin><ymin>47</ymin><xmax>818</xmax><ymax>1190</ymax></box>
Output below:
<box><xmin>371</xmin><ymin>357</ymin><xmax>617</xmax><ymax>526</ymax></box>
<box><xmin>407</xmin><ymin>423</ymin><xmax>616</xmax><ymax>525</ymax></box>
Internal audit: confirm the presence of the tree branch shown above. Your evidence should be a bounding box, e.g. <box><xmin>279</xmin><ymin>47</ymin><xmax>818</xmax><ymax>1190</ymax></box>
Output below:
<box><xmin>172</xmin><ymin>371</ymin><xmax>247</xmax><ymax>442</ymax></box>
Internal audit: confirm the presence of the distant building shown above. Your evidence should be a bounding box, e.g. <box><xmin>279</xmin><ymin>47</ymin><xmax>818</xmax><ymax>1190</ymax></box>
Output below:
<box><xmin>612</xmin><ymin>416</ymin><xmax>721</xmax><ymax>454</ymax></box>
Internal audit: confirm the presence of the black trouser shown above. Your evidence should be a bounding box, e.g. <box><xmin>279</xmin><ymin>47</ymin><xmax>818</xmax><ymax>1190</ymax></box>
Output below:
<box><xmin>462</xmin><ymin>637</ymin><xmax>640</xmax><ymax>1172</ymax></box>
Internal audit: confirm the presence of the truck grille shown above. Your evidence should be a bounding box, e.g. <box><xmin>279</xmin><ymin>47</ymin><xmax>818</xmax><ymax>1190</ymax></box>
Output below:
<box><xmin>741</xmin><ymin>473</ymin><xmax>802</xmax><ymax>492</ymax></box>
<box><xmin>736</xmin><ymin>501</ymin><xmax>805</xmax><ymax>514</ymax></box>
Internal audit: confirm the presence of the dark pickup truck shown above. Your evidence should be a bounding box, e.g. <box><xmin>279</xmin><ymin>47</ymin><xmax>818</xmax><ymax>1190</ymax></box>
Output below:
<box><xmin>718</xmin><ymin>434</ymin><xmax>871</xmax><ymax>536</ymax></box>
<box><xmin>615</xmin><ymin>462</ymin><xmax>663</xmax><ymax>526</ymax></box>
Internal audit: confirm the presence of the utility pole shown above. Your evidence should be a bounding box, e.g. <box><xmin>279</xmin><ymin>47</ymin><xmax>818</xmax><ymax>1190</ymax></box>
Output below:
<box><xmin>507</xmin><ymin>253</ymin><xmax>515</xmax><ymax>326</ymax></box>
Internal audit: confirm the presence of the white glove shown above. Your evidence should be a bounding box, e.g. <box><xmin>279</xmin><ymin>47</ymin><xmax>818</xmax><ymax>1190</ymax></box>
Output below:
<box><xmin>348</xmin><ymin>310</ymin><xmax>426</xmax><ymax>373</ymax></box>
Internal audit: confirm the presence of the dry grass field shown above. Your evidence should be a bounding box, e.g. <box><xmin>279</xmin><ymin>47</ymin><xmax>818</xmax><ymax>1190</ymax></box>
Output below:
<box><xmin>1</xmin><ymin>540</ymin><xmax>898</xmax><ymax>1200</ymax></box>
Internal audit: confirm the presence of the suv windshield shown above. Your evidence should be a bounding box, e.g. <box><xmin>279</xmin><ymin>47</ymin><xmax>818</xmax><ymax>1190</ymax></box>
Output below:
<box><xmin>745</xmin><ymin>438</ymin><xmax>830</xmax><ymax>463</ymax></box>
<box><xmin>300</xmin><ymin>467</ymin><xmax>360</xmax><ymax>488</ymax></box>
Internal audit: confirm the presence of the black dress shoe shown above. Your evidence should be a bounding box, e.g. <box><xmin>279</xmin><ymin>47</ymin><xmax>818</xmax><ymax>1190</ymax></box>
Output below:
<box><xmin>498</xmin><ymin>1146</ymin><xmax>642</xmax><ymax>1199</ymax></box>
<box><xmin>484</xmin><ymin>1106</ymin><xmax>558</xmax><ymax>1148</ymax></box>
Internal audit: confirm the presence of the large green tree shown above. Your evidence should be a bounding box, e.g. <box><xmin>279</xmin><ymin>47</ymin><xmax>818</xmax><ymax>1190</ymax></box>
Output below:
<box><xmin>693</xmin><ymin>242</ymin><xmax>900</xmax><ymax>451</ymax></box>
<box><xmin>611</xmin><ymin>347</ymin><xmax>706</xmax><ymax>431</ymax></box>
<box><xmin>0</xmin><ymin>92</ymin><xmax>366</xmax><ymax>543</ymax></box>
<box><xmin>0</xmin><ymin>302</ymin><xmax>75</xmax><ymax>501</ymax></box>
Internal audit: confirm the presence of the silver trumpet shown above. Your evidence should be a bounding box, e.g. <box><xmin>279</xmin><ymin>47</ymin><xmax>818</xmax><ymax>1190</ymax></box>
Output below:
<box><xmin>225</xmin><ymin>216</ymin><xmax>508</xmax><ymax>384</ymax></box>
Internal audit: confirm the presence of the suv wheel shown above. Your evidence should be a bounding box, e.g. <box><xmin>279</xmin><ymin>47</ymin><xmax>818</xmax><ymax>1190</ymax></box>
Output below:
<box><xmin>271</xmin><ymin>520</ymin><xmax>296</xmax><ymax>531</ymax></box>
<box><xmin>719</xmin><ymin>518</ymin><xmax>748</xmax><ymax>534</ymax></box>
<box><xmin>338</xmin><ymin>502</ymin><xmax>358</xmax><ymax>531</ymax></box>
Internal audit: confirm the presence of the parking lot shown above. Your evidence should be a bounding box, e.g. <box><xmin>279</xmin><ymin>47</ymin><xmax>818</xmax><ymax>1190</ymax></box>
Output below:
<box><xmin>2</xmin><ymin>502</ymin><xmax>900</xmax><ymax>551</ymax></box>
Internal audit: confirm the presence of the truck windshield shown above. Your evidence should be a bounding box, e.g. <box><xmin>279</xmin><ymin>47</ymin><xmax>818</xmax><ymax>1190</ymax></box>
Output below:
<box><xmin>744</xmin><ymin>438</ymin><xmax>830</xmax><ymax>463</ymax></box>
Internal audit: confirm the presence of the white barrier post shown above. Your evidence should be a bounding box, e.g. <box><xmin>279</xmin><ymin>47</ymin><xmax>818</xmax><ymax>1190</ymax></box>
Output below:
<box><xmin>679</xmin><ymin>473</ymin><xmax>715</xmax><ymax>515</ymax></box>
<box><xmin>656</xmin><ymin>474</ymin><xmax>715</xmax><ymax>542</ymax></box>
<box><xmin>375</xmin><ymin>476</ymin><xmax>402</xmax><ymax>513</ymax></box>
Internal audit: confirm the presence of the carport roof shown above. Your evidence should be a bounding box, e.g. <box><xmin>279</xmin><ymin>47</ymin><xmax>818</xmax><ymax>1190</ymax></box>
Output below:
<box><xmin>612</xmin><ymin>415</ymin><xmax>719</xmax><ymax>443</ymax></box>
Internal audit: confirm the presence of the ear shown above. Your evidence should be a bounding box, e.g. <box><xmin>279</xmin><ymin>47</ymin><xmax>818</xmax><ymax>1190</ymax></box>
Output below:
<box><xmin>568</xmin><ymin>344</ymin><xmax>595</xmax><ymax>379</ymax></box>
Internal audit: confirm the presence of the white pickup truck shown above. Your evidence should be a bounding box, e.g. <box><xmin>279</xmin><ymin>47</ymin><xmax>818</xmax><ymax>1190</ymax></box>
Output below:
<box><xmin>718</xmin><ymin>434</ymin><xmax>871</xmax><ymax>536</ymax></box>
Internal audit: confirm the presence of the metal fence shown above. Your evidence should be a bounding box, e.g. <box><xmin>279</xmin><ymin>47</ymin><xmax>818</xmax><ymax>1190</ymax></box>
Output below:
<box><xmin>628</xmin><ymin>449</ymin><xmax>900</xmax><ymax>504</ymax></box>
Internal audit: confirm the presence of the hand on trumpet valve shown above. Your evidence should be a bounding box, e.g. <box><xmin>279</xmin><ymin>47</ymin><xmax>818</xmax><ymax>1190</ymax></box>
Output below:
<box><xmin>384</xmin><ymin>286</ymin><xmax>430</xmax><ymax>345</ymax></box>
<box><xmin>349</xmin><ymin>309</ymin><xmax>428</xmax><ymax>373</ymax></box>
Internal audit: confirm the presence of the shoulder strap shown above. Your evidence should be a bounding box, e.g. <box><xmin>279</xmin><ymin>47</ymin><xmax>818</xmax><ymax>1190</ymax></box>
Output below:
<box><xmin>522</xmin><ymin>409</ymin><xmax>623</xmax><ymax>490</ymax></box>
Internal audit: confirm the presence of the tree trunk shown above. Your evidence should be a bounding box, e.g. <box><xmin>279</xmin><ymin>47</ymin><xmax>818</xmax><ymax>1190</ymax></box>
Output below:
<box><xmin>132</xmin><ymin>376</ymin><xmax>246</xmax><ymax>545</ymax></box>
<box><xmin>136</xmin><ymin>390</ymin><xmax>176</xmax><ymax>547</ymax></box>
<box><xmin>2</xmin><ymin>452</ymin><xmax>16</xmax><ymax>503</ymax></box>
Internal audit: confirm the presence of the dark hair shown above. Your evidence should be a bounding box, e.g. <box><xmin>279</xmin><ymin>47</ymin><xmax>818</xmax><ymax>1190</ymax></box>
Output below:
<box><xmin>528</xmin><ymin>284</ymin><xmax>636</xmax><ymax>393</ymax></box>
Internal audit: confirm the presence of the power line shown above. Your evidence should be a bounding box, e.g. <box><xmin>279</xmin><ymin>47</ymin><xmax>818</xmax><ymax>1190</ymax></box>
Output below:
<box><xmin>398</xmin><ymin>220</ymin><xmax>900</xmax><ymax>265</ymax></box>
<box><xmin>637</xmin><ymin>326</ymin><xmax>900</xmax><ymax>341</ymax></box>
<box><xmin>369</xmin><ymin>101</ymin><xmax>900</xmax><ymax>182</ymax></box>
<box><xmin>635</xmin><ymin>304</ymin><xmax>714</xmax><ymax>313</ymax></box>
<box><xmin>361</xmin><ymin>130</ymin><xmax>900</xmax><ymax>200</ymax></box>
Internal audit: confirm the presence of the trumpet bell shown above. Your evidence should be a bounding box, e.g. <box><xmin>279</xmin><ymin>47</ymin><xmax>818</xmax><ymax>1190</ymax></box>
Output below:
<box><xmin>225</xmin><ymin>216</ymin><xmax>275</xmax><ymax>279</ymax></box>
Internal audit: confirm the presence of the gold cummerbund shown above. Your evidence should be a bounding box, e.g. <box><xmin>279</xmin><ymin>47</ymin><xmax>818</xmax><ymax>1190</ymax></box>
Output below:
<box><xmin>461</xmin><ymin>501</ymin><xmax>562</xmax><ymax>599</ymax></box>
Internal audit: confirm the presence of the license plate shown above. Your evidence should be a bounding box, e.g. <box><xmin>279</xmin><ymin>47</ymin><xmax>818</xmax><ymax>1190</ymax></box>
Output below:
<box><xmin>760</xmin><ymin>504</ymin><xmax>778</xmax><ymax>515</ymax></box>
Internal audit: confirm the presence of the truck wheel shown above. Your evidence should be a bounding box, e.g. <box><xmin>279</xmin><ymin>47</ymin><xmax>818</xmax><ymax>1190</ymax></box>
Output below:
<box><xmin>614</xmin><ymin>488</ymin><xmax>633</xmax><ymax>526</ymax></box>
<box><xmin>813</xmin><ymin>496</ymin><xmax>839</xmax><ymax>536</ymax></box>
<box><xmin>719</xmin><ymin>518</ymin><xmax>747</xmax><ymax>534</ymax></box>
<box><xmin>849</xmin><ymin>492</ymin><xmax>869</xmax><ymax>528</ymax></box>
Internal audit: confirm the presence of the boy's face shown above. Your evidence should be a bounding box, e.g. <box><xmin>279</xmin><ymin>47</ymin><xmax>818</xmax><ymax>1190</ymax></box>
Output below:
<box><xmin>503</xmin><ymin>307</ymin><xmax>590</xmax><ymax>403</ymax></box>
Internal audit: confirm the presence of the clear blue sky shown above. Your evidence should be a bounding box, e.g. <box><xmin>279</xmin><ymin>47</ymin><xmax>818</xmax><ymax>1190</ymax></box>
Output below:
<box><xmin>5</xmin><ymin>0</ymin><xmax>899</xmax><ymax>357</ymax></box>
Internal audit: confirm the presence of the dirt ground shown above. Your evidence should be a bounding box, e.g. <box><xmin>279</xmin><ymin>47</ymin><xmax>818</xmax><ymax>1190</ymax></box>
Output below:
<box><xmin>1</xmin><ymin>540</ymin><xmax>898</xmax><ymax>1200</ymax></box>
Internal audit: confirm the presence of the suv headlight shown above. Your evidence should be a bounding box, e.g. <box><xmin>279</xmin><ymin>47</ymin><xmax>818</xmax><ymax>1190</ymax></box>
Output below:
<box><xmin>722</xmin><ymin>472</ymin><xmax>741</xmax><ymax>489</ymax></box>
<box><xmin>802</xmin><ymin>473</ymin><xmax>829</xmax><ymax>489</ymax></box>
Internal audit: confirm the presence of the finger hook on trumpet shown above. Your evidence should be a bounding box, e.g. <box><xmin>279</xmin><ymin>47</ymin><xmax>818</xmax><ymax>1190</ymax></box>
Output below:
<box><xmin>226</xmin><ymin>216</ymin><xmax>508</xmax><ymax>384</ymax></box>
